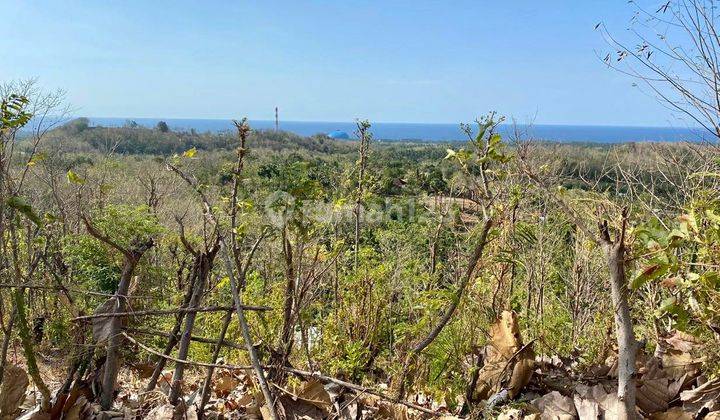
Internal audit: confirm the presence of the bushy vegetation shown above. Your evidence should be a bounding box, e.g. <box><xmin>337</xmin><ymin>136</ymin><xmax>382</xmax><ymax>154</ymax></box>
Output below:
<box><xmin>2</xmin><ymin>80</ymin><xmax>720</xmax><ymax>418</ymax></box>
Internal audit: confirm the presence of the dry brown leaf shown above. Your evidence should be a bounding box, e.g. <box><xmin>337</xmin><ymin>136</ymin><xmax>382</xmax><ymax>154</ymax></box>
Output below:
<box><xmin>377</xmin><ymin>401</ymin><xmax>409</xmax><ymax>420</ymax></box>
<box><xmin>143</xmin><ymin>401</ymin><xmax>196</xmax><ymax>420</ymax></box>
<box><xmin>636</xmin><ymin>377</ymin><xmax>672</xmax><ymax>414</ymax></box>
<box><xmin>661</xmin><ymin>349</ymin><xmax>702</xmax><ymax>381</ymax></box>
<box><xmin>296</xmin><ymin>380</ymin><xmax>332</xmax><ymax>411</ymax></box>
<box><xmin>492</xmin><ymin>311</ymin><xmax>521</xmax><ymax>359</ymax></box>
<box><xmin>641</xmin><ymin>356</ymin><xmax>666</xmax><ymax>380</ymax></box>
<box><xmin>276</xmin><ymin>393</ymin><xmax>329</xmax><ymax>420</ymax></box>
<box><xmin>663</xmin><ymin>331</ymin><xmax>700</xmax><ymax>353</ymax></box>
<box><xmin>573</xmin><ymin>393</ymin><xmax>600</xmax><ymax>420</ymax></box>
<box><xmin>573</xmin><ymin>384</ymin><xmax>626</xmax><ymax>419</ymax></box>
<box><xmin>532</xmin><ymin>391</ymin><xmax>576</xmax><ymax>420</ymax></box>
<box><xmin>234</xmin><ymin>392</ymin><xmax>254</xmax><ymax>408</ymax></box>
<box><xmin>24</xmin><ymin>411</ymin><xmax>51</xmax><ymax>420</ymax></box>
<box><xmin>649</xmin><ymin>407</ymin><xmax>694</xmax><ymax>420</ymax></box>
<box><xmin>338</xmin><ymin>399</ymin><xmax>358</xmax><ymax>420</ymax></box>
<box><xmin>598</xmin><ymin>392</ymin><xmax>624</xmax><ymax>418</ymax></box>
<box><xmin>680</xmin><ymin>378</ymin><xmax>720</xmax><ymax>414</ymax></box>
<box><xmin>259</xmin><ymin>404</ymin><xmax>274</xmax><ymax>420</ymax></box>
<box><xmin>496</xmin><ymin>406</ymin><xmax>541</xmax><ymax>420</ymax></box>
<box><xmin>0</xmin><ymin>364</ymin><xmax>29</xmax><ymax>420</ymax></box>
<box><xmin>668</xmin><ymin>373</ymin><xmax>688</xmax><ymax>398</ymax></box>
<box><xmin>213</xmin><ymin>372</ymin><xmax>240</xmax><ymax>398</ymax></box>
<box><xmin>474</xmin><ymin>311</ymin><xmax>534</xmax><ymax>400</ymax></box>
<box><xmin>508</xmin><ymin>346</ymin><xmax>535</xmax><ymax>399</ymax></box>
<box><xmin>143</xmin><ymin>404</ymin><xmax>175</xmax><ymax>420</ymax></box>
<box><xmin>132</xmin><ymin>361</ymin><xmax>156</xmax><ymax>379</ymax></box>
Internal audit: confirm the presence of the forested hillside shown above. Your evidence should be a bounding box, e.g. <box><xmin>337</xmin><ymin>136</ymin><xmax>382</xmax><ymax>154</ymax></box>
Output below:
<box><xmin>1</xmin><ymin>78</ymin><xmax>719</xmax><ymax>419</ymax></box>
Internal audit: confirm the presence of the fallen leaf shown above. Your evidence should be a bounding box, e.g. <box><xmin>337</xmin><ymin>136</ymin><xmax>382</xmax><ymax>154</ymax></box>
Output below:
<box><xmin>296</xmin><ymin>380</ymin><xmax>332</xmax><ymax>411</ymax></box>
<box><xmin>573</xmin><ymin>392</ymin><xmax>600</xmax><ymax>420</ymax></box>
<box><xmin>377</xmin><ymin>401</ymin><xmax>409</xmax><ymax>420</ymax></box>
<box><xmin>277</xmin><ymin>393</ymin><xmax>328</xmax><ymax>420</ymax></box>
<box><xmin>0</xmin><ymin>364</ymin><xmax>29</xmax><ymax>420</ymax></box>
<box><xmin>597</xmin><ymin>391</ymin><xmax>623</xmax><ymax>418</ymax></box>
<box><xmin>144</xmin><ymin>404</ymin><xmax>175</xmax><ymax>420</ymax></box>
<box><xmin>636</xmin><ymin>377</ymin><xmax>672</xmax><ymax>414</ymax></box>
<box><xmin>680</xmin><ymin>378</ymin><xmax>720</xmax><ymax>415</ymax></box>
<box><xmin>508</xmin><ymin>347</ymin><xmax>534</xmax><ymax>398</ymax></box>
<box><xmin>214</xmin><ymin>372</ymin><xmax>240</xmax><ymax>398</ymax></box>
<box><xmin>661</xmin><ymin>350</ymin><xmax>702</xmax><ymax>381</ymax></box>
<box><xmin>649</xmin><ymin>406</ymin><xmax>693</xmax><ymax>420</ymax></box>
<box><xmin>474</xmin><ymin>311</ymin><xmax>534</xmax><ymax>400</ymax></box>
<box><xmin>144</xmin><ymin>403</ymin><xmax>197</xmax><ymax>420</ymax></box>
<box><xmin>664</xmin><ymin>331</ymin><xmax>700</xmax><ymax>353</ymax></box>
<box><xmin>132</xmin><ymin>362</ymin><xmax>156</xmax><ymax>379</ymax></box>
<box><xmin>63</xmin><ymin>396</ymin><xmax>89</xmax><ymax>420</ymax></box>
<box><xmin>532</xmin><ymin>391</ymin><xmax>576</xmax><ymax>420</ymax></box>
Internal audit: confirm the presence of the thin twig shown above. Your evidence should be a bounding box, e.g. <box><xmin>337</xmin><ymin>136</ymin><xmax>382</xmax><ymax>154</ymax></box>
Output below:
<box><xmin>123</xmin><ymin>333</ymin><xmax>253</xmax><ymax>370</ymax></box>
<box><xmin>126</xmin><ymin>328</ymin><xmax>246</xmax><ymax>351</ymax></box>
<box><xmin>285</xmin><ymin>367</ymin><xmax>440</xmax><ymax>416</ymax></box>
<box><xmin>70</xmin><ymin>304</ymin><xmax>271</xmax><ymax>322</ymax></box>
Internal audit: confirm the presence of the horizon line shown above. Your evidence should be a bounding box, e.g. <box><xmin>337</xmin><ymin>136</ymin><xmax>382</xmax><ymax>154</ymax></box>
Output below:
<box><xmin>83</xmin><ymin>116</ymin><xmax>704</xmax><ymax>131</ymax></box>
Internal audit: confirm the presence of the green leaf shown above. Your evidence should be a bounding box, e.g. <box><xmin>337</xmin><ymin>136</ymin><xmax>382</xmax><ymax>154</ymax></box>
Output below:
<box><xmin>666</xmin><ymin>228</ymin><xmax>687</xmax><ymax>244</ymax></box>
<box><xmin>701</xmin><ymin>271</ymin><xmax>720</xmax><ymax>287</ymax></box>
<box><xmin>631</xmin><ymin>263</ymin><xmax>669</xmax><ymax>289</ymax></box>
<box><xmin>0</xmin><ymin>95</ymin><xmax>32</xmax><ymax>129</ymax></box>
<box><xmin>182</xmin><ymin>147</ymin><xmax>197</xmax><ymax>158</ymax></box>
<box><xmin>26</xmin><ymin>152</ymin><xmax>46</xmax><ymax>167</ymax></box>
<box><xmin>705</xmin><ymin>209</ymin><xmax>720</xmax><ymax>225</ymax></box>
<box><xmin>99</xmin><ymin>183</ymin><xmax>113</xmax><ymax>194</ymax></box>
<box><xmin>5</xmin><ymin>196</ymin><xmax>43</xmax><ymax>226</ymax></box>
<box><xmin>67</xmin><ymin>170</ymin><xmax>86</xmax><ymax>185</ymax></box>
<box><xmin>657</xmin><ymin>296</ymin><xmax>677</xmax><ymax>315</ymax></box>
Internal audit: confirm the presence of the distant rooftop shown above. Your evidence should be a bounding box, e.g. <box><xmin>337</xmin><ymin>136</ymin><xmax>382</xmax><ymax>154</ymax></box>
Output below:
<box><xmin>327</xmin><ymin>130</ymin><xmax>350</xmax><ymax>139</ymax></box>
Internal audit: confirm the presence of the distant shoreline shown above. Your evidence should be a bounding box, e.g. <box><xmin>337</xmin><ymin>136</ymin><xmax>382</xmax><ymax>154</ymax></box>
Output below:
<box><xmin>83</xmin><ymin>117</ymin><xmax>707</xmax><ymax>143</ymax></box>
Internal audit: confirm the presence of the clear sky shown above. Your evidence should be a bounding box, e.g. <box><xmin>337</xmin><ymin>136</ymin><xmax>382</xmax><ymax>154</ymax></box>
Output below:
<box><xmin>1</xmin><ymin>1</ymin><xmax>680</xmax><ymax>126</ymax></box>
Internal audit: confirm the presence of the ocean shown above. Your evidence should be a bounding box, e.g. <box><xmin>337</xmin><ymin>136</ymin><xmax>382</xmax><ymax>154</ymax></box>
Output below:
<box><xmin>87</xmin><ymin>117</ymin><xmax>707</xmax><ymax>143</ymax></box>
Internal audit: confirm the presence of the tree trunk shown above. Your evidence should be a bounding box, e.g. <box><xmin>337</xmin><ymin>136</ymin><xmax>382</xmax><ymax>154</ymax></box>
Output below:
<box><xmin>222</xmin><ymin>246</ymin><xmax>279</xmax><ymax>420</ymax></box>
<box><xmin>0</xmin><ymin>311</ymin><xmax>16</xmax><ymax>383</ymax></box>
<box><xmin>144</xmin><ymin>285</ymin><xmax>194</xmax><ymax>392</ymax></box>
<box><xmin>599</xmin><ymin>214</ymin><xmax>637</xmax><ymax>420</ymax></box>
<box><xmin>13</xmin><ymin>287</ymin><xmax>51</xmax><ymax>411</ymax></box>
<box><xmin>272</xmin><ymin>232</ymin><xmax>295</xmax><ymax>383</ymax></box>
<box><xmin>100</xmin><ymin>244</ymin><xmax>152</xmax><ymax>410</ymax></box>
<box><xmin>198</xmin><ymin>309</ymin><xmax>233</xmax><ymax>417</ymax></box>
<box><xmin>169</xmin><ymin>249</ymin><xmax>216</xmax><ymax>404</ymax></box>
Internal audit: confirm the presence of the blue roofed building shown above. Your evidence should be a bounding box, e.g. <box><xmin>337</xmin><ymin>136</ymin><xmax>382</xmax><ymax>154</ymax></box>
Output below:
<box><xmin>327</xmin><ymin>130</ymin><xmax>350</xmax><ymax>139</ymax></box>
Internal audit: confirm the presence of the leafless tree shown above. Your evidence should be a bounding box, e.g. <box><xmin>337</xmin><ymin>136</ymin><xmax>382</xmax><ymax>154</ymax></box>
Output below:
<box><xmin>598</xmin><ymin>0</ymin><xmax>720</xmax><ymax>142</ymax></box>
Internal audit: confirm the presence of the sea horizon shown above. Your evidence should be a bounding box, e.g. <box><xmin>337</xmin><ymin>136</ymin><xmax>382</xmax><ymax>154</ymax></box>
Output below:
<box><xmin>85</xmin><ymin>117</ymin><xmax>708</xmax><ymax>144</ymax></box>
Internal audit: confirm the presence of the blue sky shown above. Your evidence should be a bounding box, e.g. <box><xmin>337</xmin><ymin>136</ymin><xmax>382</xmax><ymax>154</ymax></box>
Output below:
<box><xmin>1</xmin><ymin>1</ymin><xmax>680</xmax><ymax>126</ymax></box>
